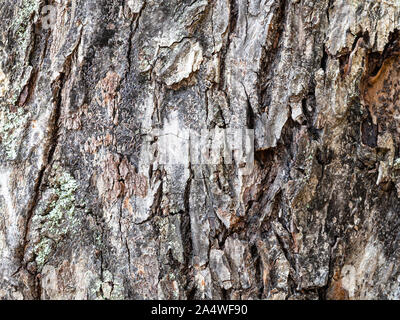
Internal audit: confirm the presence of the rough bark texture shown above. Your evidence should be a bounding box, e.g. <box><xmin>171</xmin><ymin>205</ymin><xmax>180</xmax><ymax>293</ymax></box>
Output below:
<box><xmin>1</xmin><ymin>0</ymin><xmax>400</xmax><ymax>300</ymax></box>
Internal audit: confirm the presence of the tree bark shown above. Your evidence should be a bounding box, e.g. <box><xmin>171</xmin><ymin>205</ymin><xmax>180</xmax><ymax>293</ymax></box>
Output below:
<box><xmin>1</xmin><ymin>0</ymin><xmax>400</xmax><ymax>300</ymax></box>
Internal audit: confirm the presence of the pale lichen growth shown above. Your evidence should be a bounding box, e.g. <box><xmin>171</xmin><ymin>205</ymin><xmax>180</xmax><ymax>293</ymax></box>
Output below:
<box><xmin>42</xmin><ymin>172</ymin><xmax>78</xmax><ymax>235</ymax></box>
<box><xmin>11</xmin><ymin>0</ymin><xmax>39</xmax><ymax>40</ymax></box>
<box><xmin>34</xmin><ymin>170</ymin><xmax>78</xmax><ymax>269</ymax></box>
<box><xmin>393</xmin><ymin>158</ymin><xmax>400</xmax><ymax>170</ymax></box>
<box><xmin>34</xmin><ymin>238</ymin><xmax>53</xmax><ymax>268</ymax></box>
<box><xmin>0</xmin><ymin>68</ymin><xmax>8</xmax><ymax>98</ymax></box>
<box><xmin>0</xmin><ymin>107</ymin><xmax>30</xmax><ymax>160</ymax></box>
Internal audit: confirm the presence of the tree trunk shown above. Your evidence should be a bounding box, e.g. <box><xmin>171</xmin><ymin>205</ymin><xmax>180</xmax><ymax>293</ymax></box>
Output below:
<box><xmin>1</xmin><ymin>0</ymin><xmax>400</xmax><ymax>300</ymax></box>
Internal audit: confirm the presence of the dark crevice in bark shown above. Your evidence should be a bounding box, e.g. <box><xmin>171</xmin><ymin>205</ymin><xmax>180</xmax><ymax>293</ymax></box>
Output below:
<box><xmin>365</xmin><ymin>29</ymin><xmax>400</xmax><ymax>78</ymax></box>
<box><xmin>361</xmin><ymin>112</ymin><xmax>378</xmax><ymax>148</ymax></box>
<box><xmin>243</xmin><ymin>84</ymin><xmax>254</xmax><ymax>130</ymax></box>
<box><xmin>320</xmin><ymin>44</ymin><xmax>328</xmax><ymax>72</ymax></box>
<box><xmin>250</xmin><ymin>244</ymin><xmax>263</xmax><ymax>299</ymax></box>
<box><xmin>181</xmin><ymin>165</ymin><xmax>194</xmax><ymax>298</ymax></box>
<box><xmin>326</xmin><ymin>0</ymin><xmax>333</xmax><ymax>23</ymax></box>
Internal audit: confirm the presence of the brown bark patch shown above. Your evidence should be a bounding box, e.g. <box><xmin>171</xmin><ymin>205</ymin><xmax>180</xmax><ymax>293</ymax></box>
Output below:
<box><xmin>83</xmin><ymin>132</ymin><xmax>116</xmax><ymax>154</ymax></box>
<box><xmin>361</xmin><ymin>31</ymin><xmax>400</xmax><ymax>145</ymax></box>
<box><xmin>96</xmin><ymin>153</ymin><xmax>148</xmax><ymax>205</ymax></box>
<box><xmin>95</xmin><ymin>71</ymin><xmax>121</xmax><ymax>125</ymax></box>
<box><xmin>361</xmin><ymin>51</ymin><xmax>400</xmax><ymax>155</ymax></box>
<box><xmin>326</xmin><ymin>270</ymin><xmax>349</xmax><ymax>300</ymax></box>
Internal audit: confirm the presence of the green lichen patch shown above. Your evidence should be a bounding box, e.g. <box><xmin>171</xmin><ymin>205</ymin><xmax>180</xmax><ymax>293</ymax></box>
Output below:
<box><xmin>393</xmin><ymin>158</ymin><xmax>400</xmax><ymax>170</ymax></box>
<box><xmin>33</xmin><ymin>169</ymin><xmax>79</xmax><ymax>269</ymax></box>
<box><xmin>11</xmin><ymin>0</ymin><xmax>39</xmax><ymax>39</ymax></box>
<box><xmin>34</xmin><ymin>238</ymin><xmax>54</xmax><ymax>268</ymax></box>
<box><xmin>0</xmin><ymin>107</ymin><xmax>30</xmax><ymax>160</ymax></box>
<box><xmin>41</xmin><ymin>172</ymin><xmax>78</xmax><ymax>235</ymax></box>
